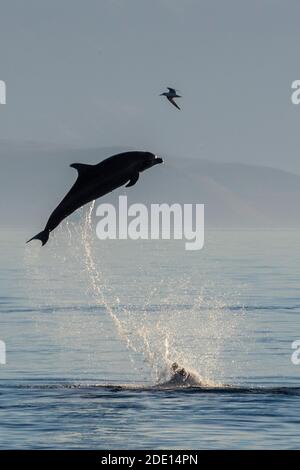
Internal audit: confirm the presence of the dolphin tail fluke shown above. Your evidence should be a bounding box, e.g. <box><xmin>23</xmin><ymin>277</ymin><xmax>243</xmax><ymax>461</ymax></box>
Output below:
<box><xmin>27</xmin><ymin>229</ymin><xmax>50</xmax><ymax>246</ymax></box>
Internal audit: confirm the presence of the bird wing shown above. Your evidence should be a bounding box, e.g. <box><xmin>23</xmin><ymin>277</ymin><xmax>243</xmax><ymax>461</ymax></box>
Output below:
<box><xmin>167</xmin><ymin>87</ymin><xmax>176</xmax><ymax>94</ymax></box>
<box><xmin>167</xmin><ymin>96</ymin><xmax>181</xmax><ymax>110</ymax></box>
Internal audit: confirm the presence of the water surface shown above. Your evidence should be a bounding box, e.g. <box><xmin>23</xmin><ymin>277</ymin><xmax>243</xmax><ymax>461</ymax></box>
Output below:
<box><xmin>1</xmin><ymin>225</ymin><xmax>300</xmax><ymax>449</ymax></box>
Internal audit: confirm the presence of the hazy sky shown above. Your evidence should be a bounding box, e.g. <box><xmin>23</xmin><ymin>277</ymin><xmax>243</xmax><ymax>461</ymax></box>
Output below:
<box><xmin>1</xmin><ymin>0</ymin><xmax>300</xmax><ymax>172</ymax></box>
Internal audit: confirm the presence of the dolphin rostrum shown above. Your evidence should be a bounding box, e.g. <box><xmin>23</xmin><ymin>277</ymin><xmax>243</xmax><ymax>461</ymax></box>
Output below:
<box><xmin>27</xmin><ymin>151</ymin><xmax>163</xmax><ymax>246</ymax></box>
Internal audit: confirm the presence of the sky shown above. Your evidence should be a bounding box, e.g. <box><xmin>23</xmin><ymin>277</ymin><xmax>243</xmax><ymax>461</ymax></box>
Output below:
<box><xmin>1</xmin><ymin>0</ymin><xmax>300</xmax><ymax>173</ymax></box>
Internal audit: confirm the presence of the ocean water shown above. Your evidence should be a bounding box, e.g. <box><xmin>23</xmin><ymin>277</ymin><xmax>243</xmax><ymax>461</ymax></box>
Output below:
<box><xmin>1</xmin><ymin>212</ymin><xmax>300</xmax><ymax>449</ymax></box>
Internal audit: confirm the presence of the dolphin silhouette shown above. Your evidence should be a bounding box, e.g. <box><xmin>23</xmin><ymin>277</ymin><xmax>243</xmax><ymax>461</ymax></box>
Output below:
<box><xmin>27</xmin><ymin>151</ymin><xmax>163</xmax><ymax>246</ymax></box>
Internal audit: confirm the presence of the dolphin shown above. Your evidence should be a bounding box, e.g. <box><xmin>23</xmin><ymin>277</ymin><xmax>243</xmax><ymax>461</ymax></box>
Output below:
<box><xmin>27</xmin><ymin>151</ymin><xmax>163</xmax><ymax>246</ymax></box>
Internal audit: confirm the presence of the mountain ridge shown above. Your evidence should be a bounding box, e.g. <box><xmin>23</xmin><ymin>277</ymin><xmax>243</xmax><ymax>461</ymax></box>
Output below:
<box><xmin>1</xmin><ymin>142</ymin><xmax>299</xmax><ymax>229</ymax></box>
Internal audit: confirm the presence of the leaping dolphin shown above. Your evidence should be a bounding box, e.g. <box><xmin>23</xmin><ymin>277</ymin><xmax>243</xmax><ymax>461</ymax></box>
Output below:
<box><xmin>27</xmin><ymin>151</ymin><xmax>163</xmax><ymax>246</ymax></box>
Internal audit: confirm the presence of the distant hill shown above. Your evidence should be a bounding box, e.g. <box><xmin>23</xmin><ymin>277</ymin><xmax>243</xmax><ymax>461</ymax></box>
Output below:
<box><xmin>1</xmin><ymin>141</ymin><xmax>300</xmax><ymax>229</ymax></box>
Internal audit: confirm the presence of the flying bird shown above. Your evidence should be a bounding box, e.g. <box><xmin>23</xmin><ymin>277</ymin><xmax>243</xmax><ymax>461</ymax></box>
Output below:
<box><xmin>27</xmin><ymin>151</ymin><xmax>163</xmax><ymax>246</ymax></box>
<box><xmin>160</xmin><ymin>87</ymin><xmax>181</xmax><ymax>110</ymax></box>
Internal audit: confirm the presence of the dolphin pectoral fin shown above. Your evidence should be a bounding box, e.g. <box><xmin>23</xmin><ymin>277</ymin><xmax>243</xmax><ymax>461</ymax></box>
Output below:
<box><xmin>70</xmin><ymin>163</ymin><xmax>94</xmax><ymax>178</ymax></box>
<box><xmin>125</xmin><ymin>172</ymin><xmax>139</xmax><ymax>187</ymax></box>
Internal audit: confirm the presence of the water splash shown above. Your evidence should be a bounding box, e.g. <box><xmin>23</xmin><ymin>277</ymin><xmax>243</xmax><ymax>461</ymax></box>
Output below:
<box><xmin>78</xmin><ymin>204</ymin><xmax>241</xmax><ymax>385</ymax></box>
<box><xmin>24</xmin><ymin>204</ymin><xmax>243</xmax><ymax>385</ymax></box>
<box><xmin>80</xmin><ymin>201</ymin><xmax>141</xmax><ymax>364</ymax></box>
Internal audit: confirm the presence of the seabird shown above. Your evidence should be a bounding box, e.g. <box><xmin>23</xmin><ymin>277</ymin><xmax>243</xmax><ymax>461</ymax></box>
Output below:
<box><xmin>160</xmin><ymin>87</ymin><xmax>182</xmax><ymax>110</ymax></box>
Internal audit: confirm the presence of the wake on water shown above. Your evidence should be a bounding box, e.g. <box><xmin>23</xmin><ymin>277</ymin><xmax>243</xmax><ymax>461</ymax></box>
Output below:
<box><xmin>24</xmin><ymin>203</ymin><xmax>242</xmax><ymax>388</ymax></box>
<box><xmin>12</xmin><ymin>384</ymin><xmax>300</xmax><ymax>396</ymax></box>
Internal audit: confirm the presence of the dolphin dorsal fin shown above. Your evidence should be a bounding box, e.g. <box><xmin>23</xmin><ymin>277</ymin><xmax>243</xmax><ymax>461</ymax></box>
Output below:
<box><xmin>70</xmin><ymin>163</ymin><xmax>93</xmax><ymax>178</ymax></box>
